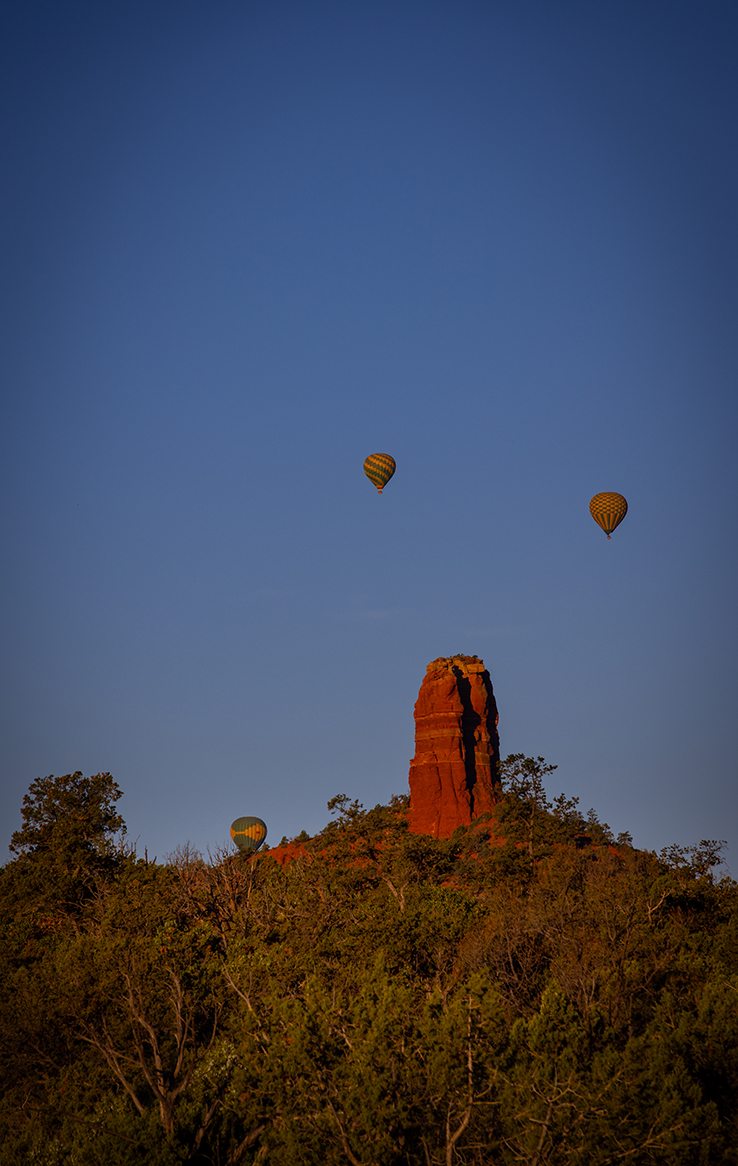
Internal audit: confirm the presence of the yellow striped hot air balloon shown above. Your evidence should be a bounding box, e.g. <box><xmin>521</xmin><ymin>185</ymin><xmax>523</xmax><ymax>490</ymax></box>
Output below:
<box><xmin>589</xmin><ymin>492</ymin><xmax>628</xmax><ymax>539</ymax></box>
<box><xmin>230</xmin><ymin>816</ymin><xmax>267</xmax><ymax>856</ymax></box>
<box><xmin>363</xmin><ymin>453</ymin><xmax>396</xmax><ymax>494</ymax></box>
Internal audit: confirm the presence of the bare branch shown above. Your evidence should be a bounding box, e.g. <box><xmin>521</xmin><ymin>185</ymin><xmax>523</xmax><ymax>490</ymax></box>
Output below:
<box><xmin>326</xmin><ymin>1097</ymin><xmax>362</xmax><ymax>1166</ymax></box>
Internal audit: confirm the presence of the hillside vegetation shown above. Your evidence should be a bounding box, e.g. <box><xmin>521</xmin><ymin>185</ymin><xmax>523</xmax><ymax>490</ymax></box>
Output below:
<box><xmin>1</xmin><ymin>765</ymin><xmax>736</xmax><ymax>1165</ymax></box>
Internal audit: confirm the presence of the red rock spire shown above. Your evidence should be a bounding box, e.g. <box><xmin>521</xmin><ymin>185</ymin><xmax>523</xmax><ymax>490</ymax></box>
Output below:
<box><xmin>408</xmin><ymin>655</ymin><xmax>500</xmax><ymax>838</ymax></box>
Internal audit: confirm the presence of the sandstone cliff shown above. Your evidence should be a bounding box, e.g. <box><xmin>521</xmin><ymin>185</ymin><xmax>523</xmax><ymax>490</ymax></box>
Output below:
<box><xmin>408</xmin><ymin>655</ymin><xmax>500</xmax><ymax>838</ymax></box>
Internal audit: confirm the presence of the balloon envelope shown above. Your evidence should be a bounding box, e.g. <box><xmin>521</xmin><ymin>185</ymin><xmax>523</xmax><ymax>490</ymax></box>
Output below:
<box><xmin>230</xmin><ymin>816</ymin><xmax>267</xmax><ymax>856</ymax></box>
<box><xmin>589</xmin><ymin>492</ymin><xmax>628</xmax><ymax>538</ymax></box>
<box><xmin>363</xmin><ymin>453</ymin><xmax>396</xmax><ymax>493</ymax></box>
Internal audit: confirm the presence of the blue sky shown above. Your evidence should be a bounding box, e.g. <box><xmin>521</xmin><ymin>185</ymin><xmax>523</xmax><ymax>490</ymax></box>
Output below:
<box><xmin>2</xmin><ymin>0</ymin><xmax>736</xmax><ymax>865</ymax></box>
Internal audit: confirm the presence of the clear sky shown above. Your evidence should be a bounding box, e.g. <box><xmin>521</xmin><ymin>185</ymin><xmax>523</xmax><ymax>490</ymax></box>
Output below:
<box><xmin>2</xmin><ymin>0</ymin><xmax>736</xmax><ymax>866</ymax></box>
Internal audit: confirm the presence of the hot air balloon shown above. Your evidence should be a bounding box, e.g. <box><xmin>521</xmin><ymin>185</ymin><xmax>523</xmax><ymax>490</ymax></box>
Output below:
<box><xmin>363</xmin><ymin>453</ymin><xmax>396</xmax><ymax>494</ymax></box>
<box><xmin>589</xmin><ymin>492</ymin><xmax>628</xmax><ymax>539</ymax></box>
<box><xmin>230</xmin><ymin>816</ymin><xmax>267</xmax><ymax>856</ymax></box>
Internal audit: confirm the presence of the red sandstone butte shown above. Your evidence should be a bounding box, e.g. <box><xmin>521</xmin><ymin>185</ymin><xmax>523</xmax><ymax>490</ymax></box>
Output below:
<box><xmin>408</xmin><ymin>655</ymin><xmax>500</xmax><ymax>838</ymax></box>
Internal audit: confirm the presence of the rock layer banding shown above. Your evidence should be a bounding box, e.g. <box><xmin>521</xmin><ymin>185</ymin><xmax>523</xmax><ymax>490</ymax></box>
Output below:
<box><xmin>408</xmin><ymin>655</ymin><xmax>500</xmax><ymax>838</ymax></box>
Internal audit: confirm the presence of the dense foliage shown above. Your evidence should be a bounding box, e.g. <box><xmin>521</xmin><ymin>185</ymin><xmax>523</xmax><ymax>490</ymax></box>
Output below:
<box><xmin>1</xmin><ymin>765</ymin><xmax>736</xmax><ymax>1165</ymax></box>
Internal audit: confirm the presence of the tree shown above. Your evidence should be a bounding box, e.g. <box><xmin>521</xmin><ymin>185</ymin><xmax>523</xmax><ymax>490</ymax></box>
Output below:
<box><xmin>497</xmin><ymin>755</ymin><xmax>559</xmax><ymax>859</ymax></box>
<box><xmin>7</xmin><ymin>772</ymin><xmax>127</xmax><ymax>912</ymax></box>
<box><xmin>10</xmin><ymin>771</ymin><xmax>126</xmax><ymax>862</ymax></box>
<box><xmin>5</xmin><ymin>774</ymin><xmax>738</xmax><ymax>1164</ymax></box>
<box><xmin>659</xmin><ymin>839</ymin><xmax>727</xmax><ymax>882</ymax></box>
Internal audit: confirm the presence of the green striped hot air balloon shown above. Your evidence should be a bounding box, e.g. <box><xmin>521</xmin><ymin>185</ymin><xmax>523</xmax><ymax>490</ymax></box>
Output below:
<box><xmin>230</xmin><ymin>816</ymin><xmax>267</xmax><ymax>857</ymax></box>
<box><xmin>363</xmin><ymin>453</ymin><xmax>396</xmax><ymax>494</ymax></box>
<box><xmin>589</xmin><ymin>492</ymin><xmax>628</xmax><ymax>539</ymax></box>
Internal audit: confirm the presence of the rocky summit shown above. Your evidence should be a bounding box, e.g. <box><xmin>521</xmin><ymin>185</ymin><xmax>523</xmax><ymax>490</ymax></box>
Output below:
<box><xmin>408</xmin><ymin>655</ymin><xmax>500</xmax><ymax>838</ymax></box>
